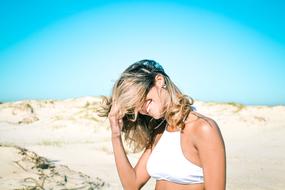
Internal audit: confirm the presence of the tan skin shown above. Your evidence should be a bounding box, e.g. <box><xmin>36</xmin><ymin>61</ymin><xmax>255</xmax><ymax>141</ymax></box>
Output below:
<box><xmin>109</xmin><ymin>75</ymin><xmax>226</xmax><ymax>190</ymax></box>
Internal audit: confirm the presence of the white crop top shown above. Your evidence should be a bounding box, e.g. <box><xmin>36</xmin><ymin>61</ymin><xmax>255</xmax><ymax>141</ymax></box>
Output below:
<box><xmin>147</xmin><ymin>128</ymin><xmax>204</xmax><ymax>184</ymax></box>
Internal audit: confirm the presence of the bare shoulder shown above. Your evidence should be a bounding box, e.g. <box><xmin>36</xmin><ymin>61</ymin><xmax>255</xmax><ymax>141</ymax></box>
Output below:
<box><xmin>183</xmin><ymin>111</ymin><xmax>223</xmax><ymax>145</ymax></box>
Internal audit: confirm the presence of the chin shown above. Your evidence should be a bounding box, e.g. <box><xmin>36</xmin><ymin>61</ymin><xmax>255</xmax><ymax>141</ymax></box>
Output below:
<box><xmin>152</xmin><ymin>114</ymin><xmax>164</xmax><ymax>120</ymax></box>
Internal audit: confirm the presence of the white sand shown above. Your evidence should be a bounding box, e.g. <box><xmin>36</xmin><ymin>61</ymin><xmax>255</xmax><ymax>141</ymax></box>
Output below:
<box><xmin>0</xmin><ymin>97</ymin><xmax>284</xmax><ymax>189</ymax></box>
<box><xmin>0</xmin><ymin>145</ymin><xmax>108</xmax><ymax>189</ymax></box>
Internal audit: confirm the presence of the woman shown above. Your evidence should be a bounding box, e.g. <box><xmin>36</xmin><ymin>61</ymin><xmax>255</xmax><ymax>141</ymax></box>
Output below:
<box><xmin>99</xmin><ymin>59</ymin><xmax>226</xmax><ymax>190</ymax></box>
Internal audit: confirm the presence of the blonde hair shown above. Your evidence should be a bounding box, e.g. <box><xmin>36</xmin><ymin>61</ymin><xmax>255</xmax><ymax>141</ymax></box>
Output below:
<box><xmin>98</xmin><ymin>60</ymin><xmax>194</xmax><ymax>152</ymax></box>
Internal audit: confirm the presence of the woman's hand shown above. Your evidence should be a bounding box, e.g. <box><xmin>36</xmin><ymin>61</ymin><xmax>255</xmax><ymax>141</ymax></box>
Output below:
<box><xmin>108</xmin><ymin>101</ymin><xmax>123</xmax><ymax>137</ymax></box>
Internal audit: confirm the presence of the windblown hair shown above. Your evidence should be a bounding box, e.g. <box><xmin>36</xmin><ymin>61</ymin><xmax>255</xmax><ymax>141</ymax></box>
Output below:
<box><xmin>98</xmin><ymin>59</ymin><xmax>194</xmax><ymax>152</ymax></box>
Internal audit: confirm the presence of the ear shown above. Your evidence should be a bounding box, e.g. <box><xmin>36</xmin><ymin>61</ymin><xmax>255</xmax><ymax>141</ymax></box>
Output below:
<box><xmin>154</xmin><ymin>74</ymin><xmax>165</xmax><ymax>88</ymax></box>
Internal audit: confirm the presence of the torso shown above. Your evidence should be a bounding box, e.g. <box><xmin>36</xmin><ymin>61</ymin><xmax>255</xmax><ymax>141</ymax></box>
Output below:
<box><xmin>149</xmin><ymin>111</ymin><xmax>208</xmax><ymax>190</ymax></box>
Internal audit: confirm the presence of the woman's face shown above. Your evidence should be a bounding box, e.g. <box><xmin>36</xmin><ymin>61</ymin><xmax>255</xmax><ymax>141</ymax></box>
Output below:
<box><xmin>138</xmin><ymin>76</ymin><xmax>168</xmax><ymax>119</ymax></box>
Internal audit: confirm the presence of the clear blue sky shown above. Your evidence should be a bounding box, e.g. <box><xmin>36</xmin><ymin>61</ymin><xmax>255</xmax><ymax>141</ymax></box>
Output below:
<box><xmin>0</xmin><ymin>0</ymin><xmax>284</xmax><ymax>105</ymax></box>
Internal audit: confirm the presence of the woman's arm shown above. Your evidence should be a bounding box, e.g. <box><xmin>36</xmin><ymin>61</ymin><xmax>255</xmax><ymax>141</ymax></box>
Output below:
<box><xmin>111</xmin><ymin>134</ymin><xmax>151</xmax><ymax>190</ymax></box>
<box><xmin>194</xmin><ymin>118</ymin><xmax>226</xmax><ymax>190</ymax></box>
<box><xmin>109</xmin><ymin>103</ymin><xmax>150</xmax><ymax>190</ymax></box>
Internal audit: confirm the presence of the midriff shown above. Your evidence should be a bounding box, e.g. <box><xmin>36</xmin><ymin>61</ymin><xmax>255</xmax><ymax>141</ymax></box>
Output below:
<box><xmin>155</xmin><ymin>180</ymin><xmax>204</xmax><ymax>190</ymax></box>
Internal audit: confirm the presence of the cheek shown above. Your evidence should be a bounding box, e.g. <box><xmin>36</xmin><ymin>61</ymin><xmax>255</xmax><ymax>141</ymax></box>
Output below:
<box><xmin>152</xmin><ymin>106</ymin><xmax>164</xmax><ymax>119</ymax></box>
<box><xmin>151</xmin><ymin>101</ymin><xmax>163</xmax><ymax>114</ymax></box>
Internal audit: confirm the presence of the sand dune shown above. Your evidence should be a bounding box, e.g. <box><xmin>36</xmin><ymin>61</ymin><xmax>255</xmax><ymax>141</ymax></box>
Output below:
<box><xmin>0</xmin><ymin>96</ymin><xmax>284</xmax><ymax>189</ymax></box>
<box><xmin>0</xmin><ymin>145</ymin><xmax>108</xmax><ymax>190</ymax></box>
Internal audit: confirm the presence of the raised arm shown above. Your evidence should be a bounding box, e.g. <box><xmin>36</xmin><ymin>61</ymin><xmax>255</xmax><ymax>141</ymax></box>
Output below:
<box><xmin>109</xmin><ymin>104</ymin><xmax>151</xmax><ymax>190</ymax></box>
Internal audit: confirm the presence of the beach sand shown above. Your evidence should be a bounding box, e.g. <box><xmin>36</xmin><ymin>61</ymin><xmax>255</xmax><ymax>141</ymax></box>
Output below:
<box><xmin>0</xmin><ymin>96</ymin><xmax>284</xmax><ymax>189</ymax></box>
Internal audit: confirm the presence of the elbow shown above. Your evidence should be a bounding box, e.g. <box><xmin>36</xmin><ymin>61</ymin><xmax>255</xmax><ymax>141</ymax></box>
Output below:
<box><xmin>122</xmin><ymin>183</ymin><xmax>140</xmax><ymax>190</ymax></box>
<box><xmin>123</xmin><ymin>186</ymin><xmax>139</xmax><ymax>190</ymax></box>
<box><xmin>124</xmin><ymin>188</ymin><xmax>138</xmax><ymax>190</ymax></box>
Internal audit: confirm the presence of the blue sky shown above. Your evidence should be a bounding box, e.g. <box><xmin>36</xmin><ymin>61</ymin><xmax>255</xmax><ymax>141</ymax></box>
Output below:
<box><xmin>0</xmin><ymin>0</ymin><xmax>284</xmax><ymax>105</ymax></box>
